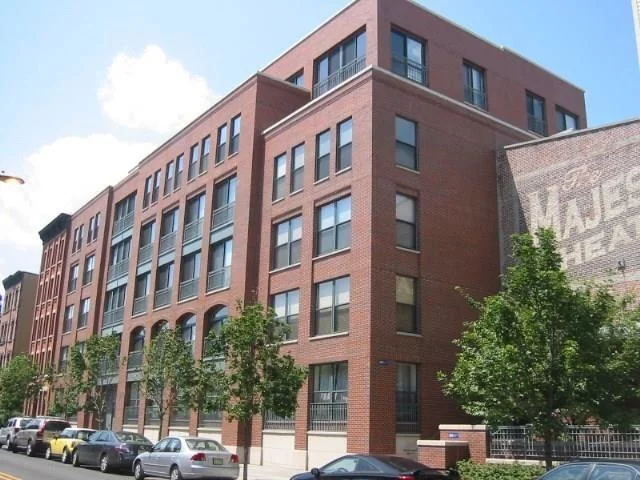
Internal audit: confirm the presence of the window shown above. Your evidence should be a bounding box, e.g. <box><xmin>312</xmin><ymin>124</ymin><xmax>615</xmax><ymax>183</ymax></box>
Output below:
<box><xmin>156</xmin><ymin>262</ymin><xmax>174</xmax><ymax>291</ymax></box>
<box><xmin>463</xmin><ymin>61</ymin><xmax>487</xmax><ymax>110</ymax></box>
<box><xmin>59</xmin><ymin>346</ymin><xmax>69</xmax><ymax>372</ymax></box>
<box><xmin>556</xmin><ymin>107</ymin><xmax>578</xmax><ymax>131</ymax></box>
<box><xmin>164</xmin><ymin>160</ymin><xmax>174</xmax><ymax>196</ymax></box>
<box><xmin>337</xmin><ymin>118</ymin><xmax>352</xmax><ymax>171</ymax></box>
<box><xmin>396</xmin><ymin>193</ymin><xmax>417</xmax><ymax>250</ymax></box>
<box><xmin>93</xmin><ymin>213</ymin><xmax>100</xmax><ymax>240</ymax></box>
<box><xmin>83</xmin><ymin>255</ymin><xmax>95</xmax><ymax>285</ymax></box>
<box><xmin>185</xmin><ymin>193</ymin><xmax>206</xmax><ymax>227</ymax></box>
<box><xmin>72</xmin><ymin>227</ymin><xmax>80</xmax><ymax>253</ymax></box>
<box><xmin>78</xmin><ymin>225</ymin><xmax>84</xmax><ymax>250</ymax></box>
<box><xmin>291</xmin><ymin>144</ymin><xmax>304</xmax><ymax>192</ymax></box>
<box><xmin>151</xmin><ymin>170</ymin><xmax>161</xmax><ymax>203</ymax></box>
<box><xmin>200</xmin><ymin>136</ymin><xmax>211</xmax><ymax>174</ymax></box>
<box><xmin>133</xmin><ymin>273</ymin><xmax>151</xmax><ymax>314</ymax></box>
<box><xmin>273</xmin><ymin>153</ymin><xmax>287</xmax><ymax>201</ymax></box>
<box><xmin>88</xmin><ymin>216</ymin><xmax>95</xmax><ymax>243</ymax></box>
<box><xmin>208</xmin><ymin>238</ymin><xmax>232</xmax><ymax>291</ymax></box>
<box><xmin>161</xmin><ymin>208</ymin><xmax>179</xmax><ymax>236</ymax></box>
<box><xmin>314</xmin><ymin>30</ymin><xmax>366</xmax><ymax>97</ymax></box>
<box><xmin>215</xmin><ymin>124</ymin><xmax>227</xmax><ymax>164</ymax></box>
<box><xmin>180</xmin><ymin>251</ymin><xmax>201</xmax><ymax>283</ymax></box>
<box><xmin>312</xmin><ymin>362</ymin><xmax>347</xmax><ymax>403</ymax></box>
<box><xmin>110</xmin><ymin>238</ymin><xmax>131</xmax><ymax>265</ymax></box>
<box><xmin>274</xmin><ymin>216</ymin><xmax>302</xmax><ymax>269</ymax></box>
<box><xmin>396</xmin><ymin>275</ymin><xmax>417</xmax><ymax>333</ymax></box>
<box><xmin>540</xmin><ymin>465</ymin><xmax>592</xmax><ymax>480</ymax></box>
<box><xmin>188</xmin><ymin>143</ymin><xmax>200</xmax><ymax>181</ymax></box>
<box><xmin>174</xmin><ymin>154</ymin><xmax>184</xmax><ymax>190</ymax></box>
<box><xmin>396</xmin><ymin>363</ymin><xmax>418</xmax><ymax>432</ymax></box>
<box><xmin>273</xmin><ymin>289</ymin><xmax>299</xmax><ymax>340</ymax></box>
<box><xmin>178</xmin><ymin>314</ymin><xmax>197</xmax><ymax>348</ymax></box>
<box><xmin>143</xmin><ymin>175</ymin><xmax>152</xmax><ymax>208</ymax></box>
<box><xmin>212</xmin><ymin>175</ymin><xmax>237</xmax><ymax>228</ymax></box>
<box><xmin>68</xmin><ymin>264</ymin><xmax>79</xmax><ymax>292</ymax></box>
<box><xmin>79</xmin><ymin>298</ymin><xmax>90</xmax><ymax>328</ymax></box>
<box><xmin>315</xmin><ymin>130</ymin><xmax>330</xmax><ymax>181</ymax></box>
<box><xmin>317</xmin><ymin>196</ymin><xmax>351</xmax><ymax>255</ymax></box>
<box><xmin>105</xmin><ymin>285</ymin><xmax>126</xmax><ymax>312</ymax></box>
<box><xmin>526</xmin><ymin>91</ymin><xmax>546</xmax><ymax>135</ymax></box>
<box><xmin>139</xmin><ymin>221</ymin><xmax>155</xmax><ymax>248</ymax></box>
<box><xmin>396</xmin><ymin>116</ymin><xmax>417</xmax><ymax>170</ymax></box>
<box><xmin>63</xmin><ymin>305</ymin><xmax>74</xmax><ymax>333</ymax></box>
<box><xmin>113</xmin><ymin>194</ymin><xmax>136</xmax><ymax>231</ymax></box>
<box><xmin>391</xmin><ymin>29</ymin><xmax>426</xmax><ymax>84</ymax></box>
<box><xmin>287</xmin><ymin>71</ymin><xmax>304</xmax><ymax>87</ymax></box>
<box><xmin>315</xmin><ymin>276</ymin><xmax>350</xmax><ymax>335</ymax></box>
<box><xmin>229</xmin><ymin>115</ymin><xmax>241</xmax><ymax>155</ymax></box>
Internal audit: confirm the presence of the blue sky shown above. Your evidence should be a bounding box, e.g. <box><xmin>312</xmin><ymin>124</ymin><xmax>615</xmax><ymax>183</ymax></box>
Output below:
<box><xmin>0</xmin><ymin>0</ymin><xmax>638</xmax><ymax>288</ymax></box>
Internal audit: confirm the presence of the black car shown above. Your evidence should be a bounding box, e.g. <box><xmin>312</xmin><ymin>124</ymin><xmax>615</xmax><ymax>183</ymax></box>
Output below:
<box><xmin>290</xmin><ymin>455</ymin><xmax>459</xmax><ymax>480</ymax></box>
<box><xmin>71</xmin><ymin>430</ymin><xmax>153</xmax><ymax>473</ymax></box>
<box><xmin>537</xmin><ymin>460</ymin><xmax>640</xmax><ymax>479</ymax></box>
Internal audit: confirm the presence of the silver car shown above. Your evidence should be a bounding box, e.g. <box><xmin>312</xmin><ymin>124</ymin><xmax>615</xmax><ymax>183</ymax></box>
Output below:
<box><xmin>133</xmin><ymin>436</ymin><xmax>239</xmax><ymax>480</ymax></box>
<box><xmin>0</xmin><ymin>417</ymin><xmax>32</xmax><ymax>449</ymax></box>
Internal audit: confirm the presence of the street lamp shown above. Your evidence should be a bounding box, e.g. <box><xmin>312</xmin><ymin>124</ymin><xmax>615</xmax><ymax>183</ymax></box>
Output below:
<box><xmin>0</xmin><ymin>171</ymin><xmax>25</xmax><ymax>185</ymax></box>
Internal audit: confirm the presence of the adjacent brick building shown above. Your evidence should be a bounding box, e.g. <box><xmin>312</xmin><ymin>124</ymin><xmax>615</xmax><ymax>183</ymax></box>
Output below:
<box><xmin>28</xmin><ymin>0</ymin><xmax>587</xmax><ymax>468</ymax></box>
<box><xmin>0</xmin><ymin>271</ymin><xmax>38</xmax><ymax>367</ymax></box>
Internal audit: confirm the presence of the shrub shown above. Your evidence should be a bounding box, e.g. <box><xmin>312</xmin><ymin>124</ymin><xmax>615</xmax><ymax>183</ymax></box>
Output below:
<box><xmin>455</xmin><ymin>459</ymin><xmax>545</xmax><ymax>480</ymax></box>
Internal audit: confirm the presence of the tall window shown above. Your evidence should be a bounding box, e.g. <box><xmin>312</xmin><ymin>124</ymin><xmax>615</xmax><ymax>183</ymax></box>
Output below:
<box><xmin>181</xmin><ymin>251</ymin><xmax>201</xmax><ymax>283</ymax></box>
<box><xmin>463</xmin><ymin>61</ymin><xmax>487</xmax><ymax>110</ymax></box>
<box><xmin>315</xmin><ymin>276</ymin><xmax>350</xmax><ymax>335</ymax></box>
<box><xmin>139</xmin><ymin>221</ymin><xmax>155</xmax><ymax>248</ymax></box>
<box><xmin>161</xmin><ymin>208</ymin><xmax>179</xmax><ymax>237</ymax></box>
<box><xmin>291</xmin><ymin>144</ymin><xmax>304</xmax><ymax>192</ymax></box>
<box><xmin>216</xmin><ymin>124</ymin><xmax>227</xmax><ymax>164</ymax></box>
<box><xmin>395</xmin><ymin>116</ymin><xmax>417</xmax><ymax>170</ymax></box>
<box><xmin>396</xmin><ymin>193</ymin><xmax>417</xmax><ymax>250</ymax></box>
<box><xmin>526</xmin><ymin>91</ymin><xmax>546</xmax><ymax>135</ymax></box>
<box><xmin>113</xmin><ymin>194</ymin><xmax>136</xmax><ymax>229</ymax></box>
<box><xmin>63</xmin><ymin>305</ymin><xmax>74</xmax><ymax>333</ymax></box>
<box><xmin>200</xmin><ymin>136</ymin><xmax>211</xmax><ymax>174</ymax></box>
<box><xmin>72</xmin><ymin>227</ymin><xmax>81</xmax><ymax>253</ymax></box>
<box><xmin>83</xmin><ymin>255</ymin><xmax>95</xmax><ymax>285</ymax></box>
<box><xmin>208</xmin><ymin>238</ymin><xmax>232</xmax><ymax>291</ymax></box>
<box><xmin>312</xmin><ymin>362</ymin><xmax>348</xmax><ymax>404</ymax></box>
<box><xmin>143</xmin><ymin>176</ymin><xmax>152</xmax><ymax>208</ymax></box>
<box><xmin>273</xmin><ymin>289</ymin><xmax>299</xmax><ymax>340</ymax></box>
<box><xmin>178</xmin><ymin>314</ymin><xmax>197</xmax><ymax>349</ymax></box>
<box><xmin>314</xmin><ymin>30</ymin><xmax>366</xmax><ymax>97</ymax></box>
<box><xmin>93</xmin><ymin>213</ymin><xmax>100</xmax><ymax>240</ymax></box>
<box><xmin>88</xmin><ymin>216</ymin><xmax>96</xmax><ymax>243</ymax></box>
<box><xmin>188</xmin><ymin>143</ymin><xmax>200</xmax><ymax>181</ymax></box>
<box><xmin>164</xmin><ymin>160</ymin><xmax>174</xmax><ymax>196</ymax></box>
<box><xmin>185</xmin><ymin>193</ymin><xmax>206</xmax><ymax>227</ymax></box>
<box><xmin>59</xmin><ymin>346</ymin><xmax>70</xmax><ymax>372</ymax></box>
<box><xmin>134</xmin><ymin>273</ymin><xmax>151</xmax><ymax>301</ymax></box>
<box><xmin>156</xmin><ymin>263</ymin><xmax>174</xmax><ymax>292</ymax></box>
<box><xmin>273</xmin><ymin>154</ymin><xmax>287</xmax><ymax>201</ymax></box>
<box><xmin>396</xmin><ymin>363</ymin><xmax>418</xmax><ymax>432</ymax></box>
<box><xmin>287</xmin><ymin>71</ymin><xmax>304</xmax><ymax>87</ymax></box>
<box><xmin>229</xmin><ymin>115</ymin><xmax>241</xmax><ymax>155</ymax></box>
<box><xmin>110</xmin><ymin>238</ymin><xmax>131</xmax><ymax>266</ymax></box>
<box><xmin>396</xmin><ymin>275</ymin><xmax>417</xmax><ymax>333</ymax></box>
<box><xmin>315</xmin><ymin>130</ymin><xmax>330</xmax><ymax>181</ymax></box>
<box><xmin>274</xmin><ymin>216</ymin><xmax>302</xmax><ymax>269</ymax></box>
<box><xmin>337</xmin><ymin>118</ymin><xmax>353</xmax><ymax>171</ymax></box>
<box><xmin>556</xmin><ymin>108</ymin><xmax>578</xmax><ymax>131</ymax></box>
<box><xmin>174</xmin><ymin>154</ymin><xmax>184</xmax><ymax>190</ymax></box>
<box><xmin>317</xmin><ymin>196</ymin><xmax>351</xmax><ymax>255</ymax></box>
<box><xmin>391</xmin><ymin>30</ymin><xmax>426</xmax><ymax>84</ymax></box>
<box><xmin>151</xmin><ymin>170</ymin><xmax>161</xmax><ymax>203</ymax></box>
<box><xmin>105</xmin><ymin>285</ymin><xmax>126</xmax><ymax>312</ymax></box>
<box><xmin>68</xmin><ymin>264</ymin><xmax>79</xmax><ymax>292</ymax></box>
<box><xmin>79</xmin><ymin>298</ymin><xmax>90</xmax><ymax>328</ymax></box>
<box><xmin>212</xmin><ymin>176</ymin><xmax>237</xmax><ymax>228</ymax></box>
<box><xmin>78</xmin><ymin>225</ymin><xmax>84</xmax><ymax>250</ymax></box>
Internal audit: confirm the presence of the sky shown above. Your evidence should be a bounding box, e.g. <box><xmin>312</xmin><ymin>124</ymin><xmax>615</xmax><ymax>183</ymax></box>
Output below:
<box><xmin>0</xmin><ymin>0</ymin><xmax>638</xmax><ymax>293</ymax></box>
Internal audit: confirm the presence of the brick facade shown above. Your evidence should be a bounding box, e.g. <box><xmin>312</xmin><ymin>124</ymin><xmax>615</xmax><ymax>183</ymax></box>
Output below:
<box><xmin>0</xmin><ymin>271</ymin><xmax>38</xmax><ymax>367</ymax></box>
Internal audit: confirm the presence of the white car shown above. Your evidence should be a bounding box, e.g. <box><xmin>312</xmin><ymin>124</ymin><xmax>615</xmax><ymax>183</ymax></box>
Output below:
<box><xmin>0</xmin><ymin>417</ymin><xmax>33</xmax><ymax>449</ymax></box>
<box><xmin>133</xmin><ymin>436</ymin><xmax>239</xmax><ymax>480</ymax></box>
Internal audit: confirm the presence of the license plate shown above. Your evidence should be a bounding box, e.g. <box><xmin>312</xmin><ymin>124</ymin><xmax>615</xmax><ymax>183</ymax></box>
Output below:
<box><xmin>213</xmin><ymin>458</ymin><xmax>223</xmax><ymax>465</ymax></box>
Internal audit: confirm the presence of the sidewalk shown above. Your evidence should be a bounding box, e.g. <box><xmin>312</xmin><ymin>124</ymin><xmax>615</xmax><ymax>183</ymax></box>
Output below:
<box><xmin>241</xmin><ymin>463</ymin><xmax>301</xmax><ymax>480</ymax></box>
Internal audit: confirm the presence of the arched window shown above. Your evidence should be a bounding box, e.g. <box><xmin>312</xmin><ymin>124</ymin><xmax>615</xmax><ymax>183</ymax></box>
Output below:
<box><xmin>151</xmin><ymin>320</ymin><xmax>168</xmax><ymax>339</ymax></box>
<box><xmin>205</xmin><ymin>306</ymin><xmax>228</xmax><ymax>337</ymax></box>
<box><xmin>129</xmin><ymin>327</ymin><xmax>145</xmax><ymax>352</ymax></box>
<box><xmin>177</xmin><ymin>313</ymin><xmax>197</xmax><ymax>348</ymax></box>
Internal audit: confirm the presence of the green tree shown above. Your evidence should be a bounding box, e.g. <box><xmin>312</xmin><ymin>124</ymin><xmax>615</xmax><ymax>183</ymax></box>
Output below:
<box><xmin>140</xmin><ymin>327</ymin><xmax>195</xmax><ymax>436</ymax></box>
<box><xmin>47</xmin><ymin>346</ymin><xmax>84</xmax><ymax>420</ymax></box>
<box><xmin>439</xmin><ymin>228</ymin><xmax>640</xmax><ymax>470</ymax></box>
<box><xmin>0</xmin><ymin>354</ymin><xmax>41</xmax><ymax>422</ymax></box>
<box><xmin>81</xmin><ymin>334</ymin><xmax>121</xmax><ymax>428</ymax></box>
<box><xmin>199</xmin><ymin>301</ymin><xmax>307</xmax><ymax>480</ymax></box>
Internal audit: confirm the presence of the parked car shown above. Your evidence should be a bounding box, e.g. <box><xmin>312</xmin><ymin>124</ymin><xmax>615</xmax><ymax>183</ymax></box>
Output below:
<box><xmin>0</xmin><ymin>417</ymin><xmax>33</xmax><ymax>450</ymax></box>
<box><xmin>132</xmin><ymin>436</ymin><xmax>239</xmax><ymax>480</ymax></box>
<box><xmin>11</xmin><ymin>417</ymin><xmax>70</xmax><ymax>456</ymax></box>
<box><xmin>72</xmin><ymin>430</ymin><xmax>153</xmax><ymax>473</ymax></box>
<box><xmin>290</xmin><ymin>455</ymin><xmax>459</xmax><ymax>480</ymax></box>
<box><xmin>45</xmin><ymin>427</ymin><xmax>96</xmax><ymax>463</ymax></box>
<box><xmin>537</xmin><ymin>460</ymin><xmax>640</xmax><ymax>479</ymax></box>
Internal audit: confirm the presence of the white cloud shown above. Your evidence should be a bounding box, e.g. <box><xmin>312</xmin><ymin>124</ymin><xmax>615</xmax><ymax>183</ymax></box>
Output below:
<box><xmin>98</xmin><ymin>45</ymin><xmax>218</xmax><ymax>133</ymax></box>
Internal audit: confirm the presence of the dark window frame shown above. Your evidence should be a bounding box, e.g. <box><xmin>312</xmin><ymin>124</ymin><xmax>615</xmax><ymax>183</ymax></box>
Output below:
<box><xmin>315</xmin><ymin>129</ymin><xmax>331</xmax><ymax>181</ymax></box>
<box><xmin>336</xmin><ymin>117</ymin><xmax>353</xmax><ymax>171</ymax></box>
<box><xmin>395</xmin><ymin>116</ymin><xmax>418</xmax><ymax>171</ymax></box>
<box><xmin>463</xmin><ymin>60</ymin><xmax>487</xmax><ymax>110</ymax></box>
<box><xmin>215</xmin><ymin>123</ymin><xmax>228</xmax><ymax>164</ymax></box>
<box><xmin>526</xmin><ymin>90</ymin><xmax>547</xmax><ymax>135</ymax></box>
<box><xmin>272</xmin><ymin>289</ymin><xmax>300</xmax><ymax>341</ymax></box>
<box><xmin>229</xmin><ymin>115</ymin><xmax>241</xmax><ymax>155</ymax></box>
<box><xmin>290</xmin><ymin>143</ymin><xmax>305</xmax><ymax>193</ymax></box>
<box><xmin>314</xmin><ymin>276</ymin><xmax>350</xmax><ymax>336</ymax></box>
<box><xmin>316</xmin><ymin>196</ymin><xmax>352</xmax><ymax>256</ymax></box>
<box><xmin>396</xmin><ymin>275</ymin><xmax>418</xmax><ymax>333</ymax></box>
<box><xmin>273</xmin><ymin>215</ymin><xmax>302</xmax><ymax>269</ymax></box>
<box><xmin>273</xmin><ymin>153</ymin><xmax>287</xmax><ymax>201</ymax></box>
<box><xmin>396</xmin><ymin>192</ymin><xmax>418</xmax><ymax>250</ymax></box>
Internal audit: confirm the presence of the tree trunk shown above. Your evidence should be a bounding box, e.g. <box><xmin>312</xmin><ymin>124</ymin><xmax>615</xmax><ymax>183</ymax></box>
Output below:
<box><xmin>158</xmin><ymin>413</ymin><xmax>164</xmax><ymax>440</ymax></box>
<box><xmin>543</xmin><ymin>429</ymin><xmax>553</xmax><ymax>471</ymax></box>
<box><xmin>242</xmin><ymin>419</ymin><xmax>251</xmax><ymax>480</ymax></box>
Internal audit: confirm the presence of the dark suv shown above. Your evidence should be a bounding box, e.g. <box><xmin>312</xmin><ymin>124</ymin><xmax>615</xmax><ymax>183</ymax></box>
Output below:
<box><xmin>11</xmin><ymin>417</ymin><xmax>70</xmax><ymax>456</ymax></box>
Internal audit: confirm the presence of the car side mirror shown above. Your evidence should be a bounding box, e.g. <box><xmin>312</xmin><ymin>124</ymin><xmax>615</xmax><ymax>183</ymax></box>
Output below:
<box><xmin>311</xmin><ymin>467</ymin><xmax>321</xmax><ymax>478</ymax></box>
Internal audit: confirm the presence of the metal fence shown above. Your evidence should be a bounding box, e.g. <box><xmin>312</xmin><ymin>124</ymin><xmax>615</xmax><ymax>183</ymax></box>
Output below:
<box><xmin>263</xmin><ymin>411</ymin><xmax>295</xmax><ymax>430</ymax></box>
<box><xmin>309</xmin><ymin>403</ymin><xmax>347</xmax><ymax>432</ymax></box>
<box><xmin>490</xmin><ymin>425</ymin><xmax>640</xmax><ymax>461</ymax></box>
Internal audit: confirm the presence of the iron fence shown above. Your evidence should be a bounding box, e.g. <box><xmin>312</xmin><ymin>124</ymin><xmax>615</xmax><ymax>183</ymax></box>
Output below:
<box><xmin>199</xmin><ymin>410</ymin><xmax>222</xmax><ymax>428</ymax></box>
<box><xmin>309</xmin><ymin>403</ymin><xmax>347</xmax><ymax>432</ymax></box>
<box><xmin>212</xmin><ymin>203</ymin><xmax>235</xmax><ymax>229</ymax></box>
<box><xmin>137</xmin><ymin>244</ymin><xmax>153</xmax><ymax>264</ymax></box>
<box><xmin>392</xmin><ymin>56</ymin><xmax>428</xmax><ymax>85</ymax></box>
<box><xmin>183</xmin><ymin>218</ymin><xmax>203</xmax><ymax>243</ymax></box>
<box><xmin>113</xmin><ymin>212</ymin><xmax>134</xmax><ymax>236</ymax></box>
<box><xmin>464</xmin><ymin>86</ymin><xmax>487</xmax><ymax>110</ymax></box>
<box><xmin>159</xmin><ymin>231</ymin><xmax>176</xmax><ymax>254</ymax></box>
<box><xmin>313</xmin><ymin>56</ymin><xmax>366</xmax><ymax>98</ymax></box>
<box><xmin>263</xmin><ymin>411</ymin><xmax>295</xmax><ymax>430</ymax></box>
<box><xmin>527</xmin><ymin>115</ymin><xmax>547</xmax><ymax>135</ymax></box>
<box><xmin>207</xmin><ymin>267</ymin><xmax>230</xmax><ymax>292</ymax></box>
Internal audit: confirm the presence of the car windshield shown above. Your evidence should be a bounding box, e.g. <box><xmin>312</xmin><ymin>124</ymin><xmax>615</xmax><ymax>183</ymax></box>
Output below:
<box><xmin>77</xmin><ymin>430</ymin><xmax>95</xmax><ymax>440</ymax></box>
<box><xmin>115</xmin><ymin>432</ymin><xmax>150</xmax><ymax>443</ymax></box>
<box><xmin>185</xmin><ymin>439</ymin><xmax>224</xmax><ymax>451</ymax></box>
<box><xmin>379</xmin><ymin>456</ymin><xmax>429</xmax><ymax>472</ymax></box>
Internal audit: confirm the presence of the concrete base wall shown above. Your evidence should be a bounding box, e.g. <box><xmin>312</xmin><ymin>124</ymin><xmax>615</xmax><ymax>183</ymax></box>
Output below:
<box><xmin>307</xmin><ymin>433</ymin><xmax>347</xmax><ymax>469</ymax></box>
<box><xmin>396</xmin><ymin>434</ymin><xmax>419</xmax><ymax>459</ymax></box>
<box><xmin>262</xmin><ymin>431</ymin><xmax>304</xmax><ymax>468</ymax></box>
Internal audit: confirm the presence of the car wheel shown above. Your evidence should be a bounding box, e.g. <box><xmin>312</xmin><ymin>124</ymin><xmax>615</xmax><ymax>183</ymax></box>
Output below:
<box><xmin>133</xmin><ymin>461</ymin><xmax>145</xmax><ymax>480</ymax></box>
<box><xmin>72</xmin><ymin>450</ymin><xmax>80</xmax><ymax>467</ymax></box>
<box><xmin>45</xmin><ymin>446</ymin><xmax>52</xmax><ymax>460</ymax></box>
<box><xmin>170</xmin><ymin>465</ymin><xmax>183</xmax><ymax>480</ymax></box>
<box><xmin>26</xmin><ymin>441</ymin><xmax>34</xmax><ymax>457</ymax></box>
<box><xmin>9</xmin><ymin>441</ymin><xmax>17</xmax><ymax>453</ymax></box>
<box><xmin>61</xmin><ymin>448</ymin><xmax>69</xmax><ymax>464</ymax></box>
<box><xmin>100</xmin><ymin>453</ymin><xmax>110</xmax><ymax>473</ymax></box>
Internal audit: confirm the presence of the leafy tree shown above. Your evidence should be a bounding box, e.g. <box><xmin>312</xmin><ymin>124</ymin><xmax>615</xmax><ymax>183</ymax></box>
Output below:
<box><xmin>439</xmin><ymin>228</ymin><xmax>640</xmax><ymax>470</ymax></box>
<box><xmin>81</xmin><ymin>334</ymin><xmax>121</xmax><ymax>428</ymax></box>
<box><xmin>47</xmin><ymin>346</ymin><xmax>84</xmax><ymax>420</ymax></box>
<box><xmin>0</xmin><ymin>354</ymin><xmax>41</xmax><ymax>422</ymax></box>
<box><xmin>199</xmin><ymin>301</ymin><xmax>307</xmax><ymax>480</ymax></box>
<box><xmin>140</xmin><ymin>327</ymin><xmax>195</xmax><ymax>436</ymax></box>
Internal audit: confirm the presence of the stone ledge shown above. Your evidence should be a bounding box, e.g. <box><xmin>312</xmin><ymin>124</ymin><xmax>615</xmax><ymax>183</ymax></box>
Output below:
<box><xmin>417</xmin><ymin>440</ymin><xmax>469</xmax><ymax>447</ymax></box>
<box><xmin>438</xmin><ymin>424</ymin><xmax>488</xmax><ymax>431</ymax></box>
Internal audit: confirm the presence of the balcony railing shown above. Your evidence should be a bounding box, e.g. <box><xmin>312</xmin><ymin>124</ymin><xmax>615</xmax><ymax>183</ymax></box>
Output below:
<box><xmin>313</xmin><ymin>56</ymin><xmax>366</xmax><ymax>98</ymax></box>
<box><xmin>113</xmin><ymin>212</ymin><xmax>134</xmax><ymax>237</ymax></box>
<box><xmin>99</xmin><ymin>357</ymin><xmax>120</xmax><ymax>376</ymax></box>
<box><xmin>137</xmin><ymin>244</ymin><xmax>153</xmax><ymax>265</ymax></box>
<box><xmin>392</xmin><ymin>56</ymin><xmax>428</xmax><ymax>85</ymax></box>
<box><xmin>211</xmin><ymin>203</ymin><xmax>235</xmax><ymax>229</ymax></box>
<box><xmin>127</xmin><ymin>351</ymin><xmax>143</xmax><ymax>371</ymax></box>
<box><xmin>183</xmin><ymin>218</ymin><xmax>203</xmax><ymax>243</ymax></box>
<box><xmin>396</xmin><ymin>392</ymin><xmax>419</xmax><ymax>433</ymax></box>
<box><xmin>170</xmin><ymin>408</ymin><xmax>190</xmax><ymax>426</ymax></box>
<box><xmin>464</xmin><ymin>86</ymin><xmax>487</xmax><ymax>110</ymax></box>
<box><xmin>528</xmin><ymin>115</ymin><xmax>547</xmax><ymax>135</ymax></box>
<box><xmin>107</xmin><ymin>259</ymin><xmax>130</xmax><ymax>282</ymax></box>
<box><xmin>103</xmin><ymin>307</ymin><xmax>124</xmax><ymax>327</ymax></box>
<box><xmin>199</xmin><ymin>153</ymin><xmax>209</xmax><ymax>174</ymax></box>
<box><xmin>207</xmin><ymin>266</ymin><xmax>230</xmax><ymax>292</ymax></box>
<box><xmin>309</xmin><ymin>403</ymin><xmax>347</xmax><ymax>432</ymax></box>
<box><xmin>198</xmin><ymin>410</ymin><xmax>222</xmax><ymax>428</ymax></box>
<box><xmin>154</xmin><ymin>287</ymin><xmax>171</xmax><ymax>308</ymax></box>
<box><xmin>124</xmin><ymin>404</ymin><xmax>139</xmax><ymax>423</ymax></box>
<box><xmin>132</xmin><ymin>296</ymin><xmax>148</xmax><ymax>315</ymax></box>
<box><xmin>159</xmin><ymin>231</ymin><xmax>176</xmax><ymax>255</ymax></box>
<box><xmin>178</xmin><ymin>278</ymin><xmax>198</xmax><ymax>301</ymax></box>
<box><xmin>263</xmin><ymin>411</ymin><xmax>295</xmax><ymax>430</ymax></box>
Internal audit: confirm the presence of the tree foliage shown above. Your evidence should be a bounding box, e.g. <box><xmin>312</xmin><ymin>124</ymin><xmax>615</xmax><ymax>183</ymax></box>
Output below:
<box><xmin>81</xmin><ymin>334</ymin><xmax>121</xmax><ymax>428</ymax></box>
<box><xmin>0</xmin><ymin>354</ymin><xmax>41</xmax><ymax>422</ymax></box>
<box><xmin>440</xmin><ymin>228</ymin><xmax>640</xmax><ymax>469</ymax></box>
<box><xmin>47</xmin><ymin>346</ymin><xmax>84</xmax><ymax>420</ymax></box>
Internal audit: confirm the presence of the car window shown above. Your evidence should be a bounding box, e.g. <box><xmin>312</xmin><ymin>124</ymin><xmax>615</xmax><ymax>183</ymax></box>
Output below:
<box><xmin>8</xmin><ymin>419</ymin><xmax>15</xmax><ymax>427</ymax></box>
<box><xmin>87</xmin><ymin>431</ymin><xmax>102</xmax><ymax>442</ymax></box>
<box><xmin>591</xmin><ymin>465</ymin><xmax>637</xmax><ymax>480</ymax></box>
<box><xmin>185</xmin><ymin>439</ymin><xmax>223</xmax><ymax>451</ymax></box>
<box><xmin>324</xmin><ymin>457</ymin><xmax>359</xmax><ymax>473</ymax></box>
<box><xmin>18</xmin><ymin>419</ymin><xmax>31</xmax><ymax>428</ymax></box>
<box><xmin>542</xmin><ymin>464</ymin><xmax>591</xmax><ymax>479</ymax></box>
<box><xmin>77</xmin><ymin>430</ymin><xmax>94</xmax><ymax>441</ymax></box>
<box><xmin>155</xmin><ymin>439</ymin><xmax>170</xmax><ymax>452</ymax></box>
<box><xmin>59</xmin><ymin>429</ymin><xmax>72</xmax><ymax>439</ymax></box>
<box><xmin>167</xmin><ymin>438</ymin><xmax>181</xmax><ymax>452</ymax></box>
<box><xmin>115</xmin><ymin>432</ymin><xmax>150</xmax><ymax>443</ymax></box>
<box><xmin>25</xmin><ymin>420</ymin><xmax>41</xmax><ymax>429</ymax></box>
<box><xmin>45</xmin><ymin>421</ymin><xmax>70</xmax><ymax>431</ymax></box>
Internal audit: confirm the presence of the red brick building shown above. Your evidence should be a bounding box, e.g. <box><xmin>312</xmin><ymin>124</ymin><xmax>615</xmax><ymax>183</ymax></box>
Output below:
<box><xmin>0</xmin><ymin>271</ymin><xmax>38</xmax><ymax>367</ymax></box>
<box><xmin>29</xmin><ymin>0</ymin><xmax>586</xmax><ymax>468</ymax></box>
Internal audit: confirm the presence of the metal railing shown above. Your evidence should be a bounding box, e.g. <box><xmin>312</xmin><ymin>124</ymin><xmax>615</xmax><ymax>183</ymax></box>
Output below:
<box><xmin>309</xmin><ymin>403</ymin><xmax>347</xmax><ymax>432</ymax></box>
<box><xmin>124</xmin><ymin>405</ymin><xmax>139</xmax><ymax>423</ymax></box>
<box><xmin>159</xmin><ymin>231</ymin><xmax>176</xmax><ymax>254</ymax></box>
<box><xmin>212</xmin><ymin>203</ymin><xmax>235</xmax><ymax>229</ymax></box>
<box><xmin>528</xmin><ymin>115</ymin><xmax>547</xmax><ymax>135</ymax></box>
<box><xmin>396</xmin><ymin>391</ymin><xmax>419</xmax><ymax>433</ymax></box>
<box><xmin>132</xmin><ymin>296</ymin><xmax>148</xmax><ymax>315</ymax></box>
<box><xmin>263</xmin><ymin>411</ymin><xmax>295</xmax><ymax>430</ymax></box>
<box><xmin>107</xmin><ymin>259</ymin><xmax>129</xmax><ymax>282</ymax></box>
<box><xmin>392</xmin><ymin>56</ymin><xmax>428</xmax><ymax>85</ymax></box>
<box><xmin>183</xmin><ymin>218</ymin><xmax>203</xmax><ymax>243</ymax></box>
<box><xmin>464</xmin><ymin>86</ymin><xmax>487</xmax><ymax>110</ymax></box>
<box><xmin>490</xmin><ymin>425</ymin><xmax>640</xmax><ymax>461</ymax></box>
<box><xmin>199</xmin><ymin>410</ymin><xmax>222</xmax><ymax>428</ymax></box>
<box><xmin>103</xmin><ymin>307</ymin><xmax>124</xmax><ymax>326</ymax></box>
<box><xmin>207</xmin><ymin>267</ymin><xmax>230</xmax><ymax>292</ymax></box>
<box><xmin>99</xmin><ymin>358</ymin><xmax>120</xmax><ymax>376</ymax></box>
<box><xmin>137</xmin><ymin>244</ymin><xmax>153</xmax><ymax>264</ymax></box>
<box><xmin>313</xmin><ymin>56</ymin><xmax>366</xmax><ymax>98</ymax></box>
<box><xmin>154</xmin><ymin>287</ymin><xmax>172</xmax><ymax>308</ymax></box>
<box><xmin>178</xmin><ymin>278</ymin><xmax>198</xmax><ymax>301</ymax></box>
<box><xmin>127</xmin><ymin>351</ymin><xmax>143</xmax><ymax>370</ymax></box>
<box><xmin>113</xmin><ymin>212</ymin><xmax>134</xmax><ymax>236</ymax></box>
